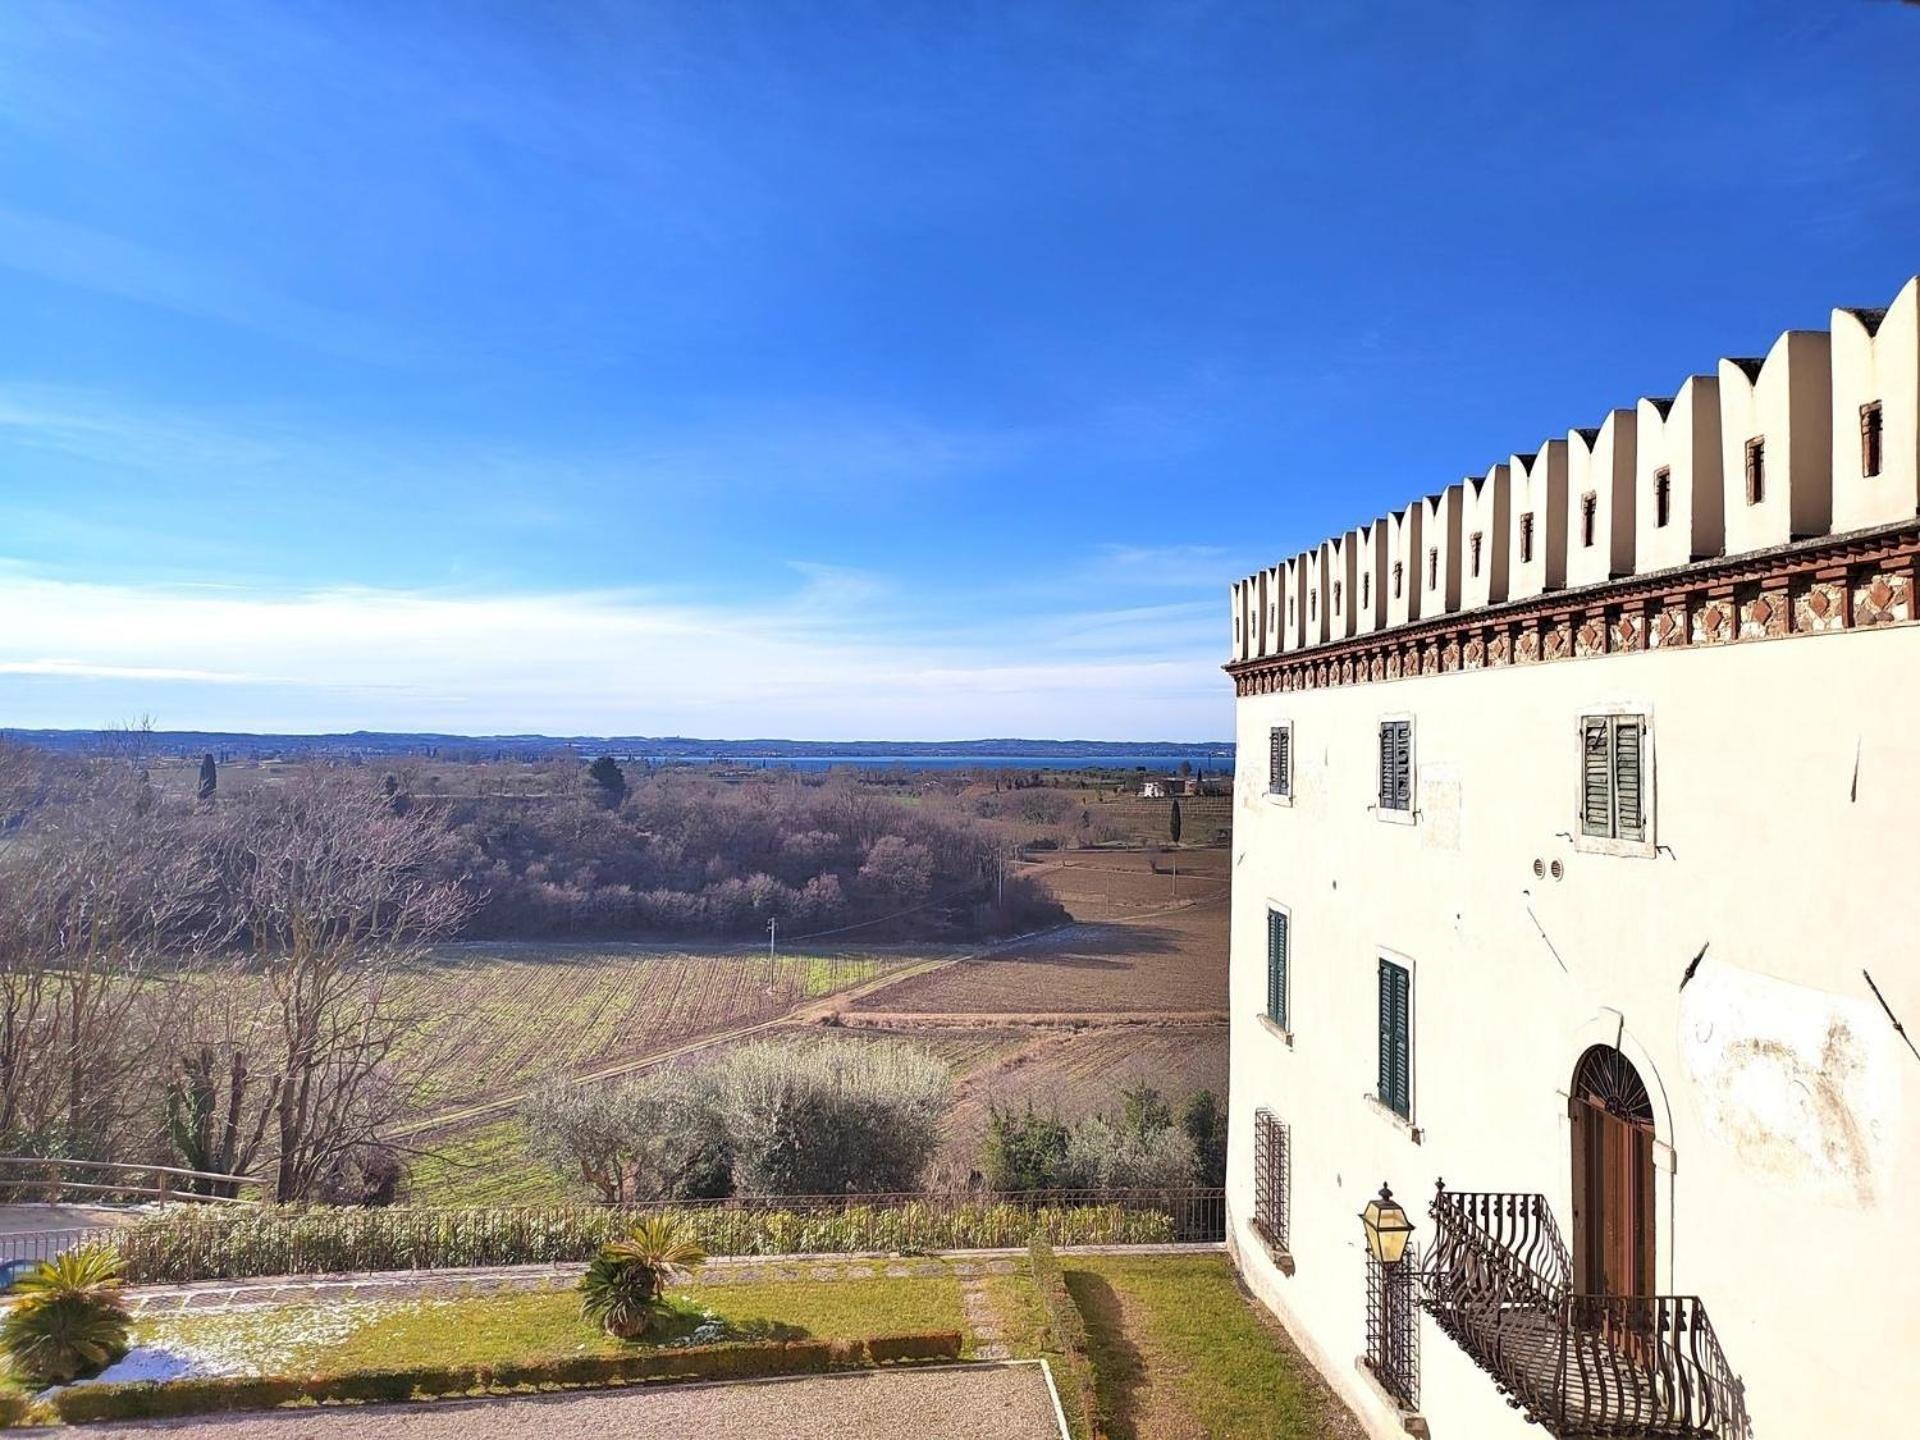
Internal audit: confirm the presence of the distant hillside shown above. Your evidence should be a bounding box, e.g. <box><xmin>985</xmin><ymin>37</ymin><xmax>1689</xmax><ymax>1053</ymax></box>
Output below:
<box><xmin>1</xmin><ymin>728</ymin><xmax>1234</xmax><ymax>764</ymax></box>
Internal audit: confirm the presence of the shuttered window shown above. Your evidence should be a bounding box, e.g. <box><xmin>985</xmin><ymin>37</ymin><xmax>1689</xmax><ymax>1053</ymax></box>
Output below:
<box><xmin>1268</xmin><ymin>726</ymin><xmax>1292</xmax><ymax>798</ymax></box>
<box><xmin>1266</xmin><ymin>908</ymin><xmax>1289</xmax><ymax>1030</ymax></box>
<box><xmin>1580</xmin><ymin>714</ymin><xmax>1648</xmax><ymax>843</ymax></box>
<box><xmin>1378</xmin><ymin>721</ymin><xmax>1412</xmax><ymax>812</ymax></box>
<box><xmin>1377</xmin><ymin>958</ymin><xmax>1412</xmax><ymax>1120</ymax></box>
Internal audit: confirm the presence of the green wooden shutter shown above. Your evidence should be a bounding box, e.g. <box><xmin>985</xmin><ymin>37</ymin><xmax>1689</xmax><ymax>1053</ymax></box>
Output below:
<box><xmin>1378</xmin><ymin>958</ymin><xmax>1410</xmax><ymax>1118</ymax></box>
<box><xmin>1580</xmin><ymin>717</ymin><xmax>1613</xmax><ymax>837</ymax></box>
<box><xmin>1613</xmin><ymin>718</ymin><xmax>1645</xmax><ymax>841</ymax></box>
<box><xmin>1267</xmin><ymin>909</ymin><xmax>1289</xmax><ymax>1029</ymax></box>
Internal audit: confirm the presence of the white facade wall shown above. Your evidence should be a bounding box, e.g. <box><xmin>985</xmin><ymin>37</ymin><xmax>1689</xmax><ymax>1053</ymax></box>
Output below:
<box><xmin>1831</xmin><ymin>277</ymin><xmax>1920</xmax><ymax>534</ymax></box>
<box><xmin>1417</xmin><ymin>487</ymin><xmax>1463</xmax><ymax>618</ymax></box>
<box><xmin>1353</xmin><ymin>520</ymin><xmax>1389</xmax><ymax>637</ymax></box>
<box><xmin>1459</xmin><ymin>465</ymin><xmax>1510</xmax><ymax>610</ymax></box>
<box><xmin>1635</xmin><ymin>377</ymin><xmax>1723</xmax><ymax>572</ymax></box>
<box><xmin>1565</xmin><ymin>411</ymin><xmax>1637</xmax><ymax>587</ymax></box>
<box><xmin>1719</xmin><ymin>331</ymin><xmax>1833</xmax><ymax>555</ymax></box>
<box><xmin>1508</xmin><ymin>442</ymin><xmax>1568</xmax><ymax>600</ymax></box>
<box><xmin>1228</xmin><ymin>624</ymin><xmax>1920</xmax><ymax>1440</ymax></box>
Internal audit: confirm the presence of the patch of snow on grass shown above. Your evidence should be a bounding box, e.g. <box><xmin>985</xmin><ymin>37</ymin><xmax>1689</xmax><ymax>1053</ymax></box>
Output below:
<box><xmin>113</xmin><ymin>1299</ymin><xmax>407</xmax><ymax>1380</ymax></box>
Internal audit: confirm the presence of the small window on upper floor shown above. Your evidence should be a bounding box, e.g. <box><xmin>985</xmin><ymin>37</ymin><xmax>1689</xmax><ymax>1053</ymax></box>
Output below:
<box><xmin>1362</xmin><ymin>572</ymin><xmax>1371</xmax><ymax>609</ymax></box>
<box><xmin>1392</xmin><ymin>562</ymin><xmax>1404</xmax><ymax>599</ymax></box>
<box><xmin>1745</xmin><ymin>437</ymin><xmax>1766</xmax><ymax>504</ymax></box>
<box><xmin>1267</xmin><ymin>724</ymin><xmax>1292</xmax><ymax>799</ymax></box>
<box><xmin>1654</xmin><ymin>469</ymin><xmax>1672</xmax><ymax>528</ymax></box>
<box><xmin>1332</xmin><ymin>581</ymin><xmax>1343</xmax><ymax>612</ymax></box>
<box><xmin>1862</xmin><ymin>402</ymin><xmax>1883</xmax><ymax>479</ymax></box>
<box><xmin>1519</xmin><ymin>512</ymin><xmax>1535</xmax><ymax>563</ymax></box>
<box><xmin>1426</xmin><ymin>547</ymin><xmax>1438</xmax><ymax>590</ymax></box>
<box><xmin>1580</xmin><ymin>492</ymin><xmax>1597</xmax><ymax>548</ymax></box>
<box><xmin>1469</xmin><ymin>532</ymin><xmax>1483</xmax><ymax>578</ymax></box>
<box><xmin>1377</xmin><ymin>719</ymin><xmax>1412</xmax><ymax>814</ymax></box>
<box><xmin>1310</xmin><ymin>589</ymin><xmax>1318</xmax><ymax>619</ymax></box>
<box><xmin>1579</xmin><ymin>713</ymin><xmax>1651</xmax><ymax>852</ymax></box>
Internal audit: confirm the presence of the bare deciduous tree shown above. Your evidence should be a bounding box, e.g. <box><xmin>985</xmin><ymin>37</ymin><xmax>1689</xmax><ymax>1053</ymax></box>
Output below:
<box><xmin>212</xmin><ymin>775</ymin><xmax>469</xmax><ymax>1201</ymax></box>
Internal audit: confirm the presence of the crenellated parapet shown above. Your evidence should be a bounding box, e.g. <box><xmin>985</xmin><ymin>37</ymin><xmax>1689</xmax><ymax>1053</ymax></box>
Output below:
<box><xmin>1229</xmin><ymin>275</ymin><xmax>1920</xmax><ymax>667</ymax></box>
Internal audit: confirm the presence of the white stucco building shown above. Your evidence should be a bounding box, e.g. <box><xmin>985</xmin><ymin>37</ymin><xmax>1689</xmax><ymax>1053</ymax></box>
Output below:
<box><xmin>1224</xmin><ymin>276</ymin><xmax>1920</xmax><ymax>1440</ymax></box>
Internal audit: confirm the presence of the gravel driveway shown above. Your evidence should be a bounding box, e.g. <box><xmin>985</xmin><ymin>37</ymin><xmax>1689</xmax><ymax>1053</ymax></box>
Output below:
<box><xmin>71</xmin><ymin>1363</ymin><xmax>1067</xmax><ymax>1439</ymax></box>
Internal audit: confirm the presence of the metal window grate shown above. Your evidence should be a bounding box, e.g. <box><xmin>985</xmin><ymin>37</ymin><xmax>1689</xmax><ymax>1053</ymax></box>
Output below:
<box><xmin>1252</xmin><ymin>1108</ymin><xmax>1290</xmax><ymax>1256</ymax></box>
<box><xmin>1366</xmin><ymin>1247</ymin><xmax>1419</xmax><ymax>1409</ymax></box>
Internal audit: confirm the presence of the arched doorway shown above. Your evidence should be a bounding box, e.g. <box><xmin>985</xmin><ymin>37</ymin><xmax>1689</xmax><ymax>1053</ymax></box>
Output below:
<box><xmin>1569</xmin><ymin>1044</ymin><xmax>1656</xmax><ymax>1299</ymax></box>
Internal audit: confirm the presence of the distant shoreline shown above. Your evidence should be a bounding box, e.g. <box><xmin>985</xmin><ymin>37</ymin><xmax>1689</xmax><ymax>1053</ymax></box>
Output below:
<box><xmin>2</xmin><ymin>727</ymin><xmax>1234</xmax><ymax>767</ymax></box>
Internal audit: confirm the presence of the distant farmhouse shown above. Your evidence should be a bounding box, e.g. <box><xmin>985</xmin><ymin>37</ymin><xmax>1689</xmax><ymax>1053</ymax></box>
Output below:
<box><xmin>1140</xmin><ymin>775</ymin><xmax>1228</xmax><ymax>799</ymax></box>
<box><xmin>1224</xmin><ymin>276</ymin><xmax>1919</xmax><ymax>1438</ymax></box>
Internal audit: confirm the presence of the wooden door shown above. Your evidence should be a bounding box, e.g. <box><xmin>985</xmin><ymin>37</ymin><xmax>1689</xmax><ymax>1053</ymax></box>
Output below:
<box><xmin>1570</xmin><ymin>1046</ymin><xmax>1656</xmax><ymax>1300</ymax></box>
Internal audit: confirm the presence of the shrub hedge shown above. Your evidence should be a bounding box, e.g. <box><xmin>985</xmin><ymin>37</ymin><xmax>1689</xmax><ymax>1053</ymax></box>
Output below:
<box><xmin>109</xmin><ymin>1200</ymin><xmax>1177</xmax><ymax>1283</ymax></box>
<box><xmin>1029</xmin><ymin>1236</ymin><xmax>1103</xmax><ymax>1440</ymax></box>
<box><xmin>50</xmin><ymin>1331</ymin><xmax>964</xmax><ymax>1425</ymax></box>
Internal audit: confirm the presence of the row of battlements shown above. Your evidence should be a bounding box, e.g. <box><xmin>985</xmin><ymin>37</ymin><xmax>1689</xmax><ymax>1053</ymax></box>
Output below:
<box><xmin>1230</xmin><ymin>275</ymin><xmax>1919</xmax><ymax>663</ymax></box>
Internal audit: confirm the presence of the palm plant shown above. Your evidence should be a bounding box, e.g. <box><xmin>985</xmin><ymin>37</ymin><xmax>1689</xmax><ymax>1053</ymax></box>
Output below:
<box><xmin>0</xmin><ymin>1244</ymin><xmax>132</xmax><ymax>1383</ymax></box>
<box><xmin>578</xmin><ymin>1216</ymin><xmax>707</xmax><ymax>1339</ymax></box>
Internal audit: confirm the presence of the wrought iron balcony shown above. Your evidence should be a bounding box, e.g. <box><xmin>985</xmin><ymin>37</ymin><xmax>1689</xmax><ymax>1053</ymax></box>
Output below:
<box><xmin>1421</xmin><ymin>1184</ymin><xmax>1748</xmax><ymax>1440</ymax></box>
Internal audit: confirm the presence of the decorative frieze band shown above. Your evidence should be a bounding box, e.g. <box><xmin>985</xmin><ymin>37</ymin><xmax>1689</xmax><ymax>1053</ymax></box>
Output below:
<box><xmin>1226</xmin><ymin>520</ymin><xmax>1920</xmax><ymax>698</ymax></box>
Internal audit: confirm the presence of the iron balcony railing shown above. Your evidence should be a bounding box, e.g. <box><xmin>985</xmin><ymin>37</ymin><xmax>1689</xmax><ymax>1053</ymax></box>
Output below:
<box><xmin>1422</xmin><ymin>1183</ymin><xmax>1748</xmax><ymax>1440</ymax></box>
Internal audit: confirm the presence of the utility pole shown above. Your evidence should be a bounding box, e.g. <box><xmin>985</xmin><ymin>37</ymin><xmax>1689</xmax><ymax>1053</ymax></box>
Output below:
<box><xmin>767</xmin><ymin>917</ymin><xmax>778</xmax><ymax>992</ymax></box>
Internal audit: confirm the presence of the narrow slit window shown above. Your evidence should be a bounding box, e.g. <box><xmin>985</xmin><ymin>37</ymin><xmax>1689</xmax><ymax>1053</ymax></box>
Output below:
<box><xmin>1745</xmin><ymin>438</ymin><xmax>1765</xmax><ymax>504</ymax></box>
<box><xmin>1470</xmin><ymin>532</ymin><xmax>1483</xmax><ymax>578</ymax></box>
<box><xmin>1426</xmin><ymin>547</ymin><xmax>1438</xmax><ymax>590</ymax></box>
<box><xmin>1333</xmin><ymin>581</ymin><xmax>1343</xmax><ymax>612</ymax></box>
<box><xmin>1581</xmin><ymin>492</ymin><xmax>1597</xmax><ymax>548</ymax></box>
<box><xmin>1392</xmin><ymin>562</ymin><xmax>1403</xmax><ymax>599</ymax></box>
<box><xmin>1862</xmin><ymin>402</ymin><xmax>1883</xmax><ymax>478</ymax></box>
<box><xmin>1362</xmin><ymin>572</ymin><xmax>1371</xmax><ymax>608</ymax></box>
<box><xmin>1519</xmin><ymin>513</ymin><xmax>1535</xmax><ymax>563</ymax></box>
<box><xmin>1654</xmin><ymin>468</ymin><xmax>1671</xmax><ymax>528</ymax></box>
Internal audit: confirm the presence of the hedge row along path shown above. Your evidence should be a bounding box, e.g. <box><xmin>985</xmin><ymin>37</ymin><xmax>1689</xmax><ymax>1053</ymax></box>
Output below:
<box><xmin>117</xmin><ymin>1246</ymin><xmax>1223</xmax><ymax>1316</ymax></box>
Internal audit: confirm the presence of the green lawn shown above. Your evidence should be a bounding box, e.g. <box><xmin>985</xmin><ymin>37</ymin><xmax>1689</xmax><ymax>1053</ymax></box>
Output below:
<box><xmin>407</xmin><ymin>1116</ymin><xmax>583</xmax><ymax>1206</ymax></box>
<box><xmin>1065</xmin><ymin>1255</ymin><xmax>1362</xmax><ymax>1440</ymax></box>
<box><xmin>136</xmin><ymin>1272</ymin><xmax>988</xmax><ymax>1376</ymax></box>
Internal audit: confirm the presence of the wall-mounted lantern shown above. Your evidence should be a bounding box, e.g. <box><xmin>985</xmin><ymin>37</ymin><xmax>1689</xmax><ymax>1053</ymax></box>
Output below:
<box><xmin>1360</xmin><ymin>1184</ymin><xmax>1415</xmax><ymax>1266</ymax></box>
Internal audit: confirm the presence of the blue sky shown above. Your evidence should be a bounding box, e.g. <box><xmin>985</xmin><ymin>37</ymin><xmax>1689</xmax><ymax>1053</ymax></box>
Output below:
<box><xmin>2</xmin><ymin>2</ymin><xmax>1916</xmax><ymax>740</ymax></box>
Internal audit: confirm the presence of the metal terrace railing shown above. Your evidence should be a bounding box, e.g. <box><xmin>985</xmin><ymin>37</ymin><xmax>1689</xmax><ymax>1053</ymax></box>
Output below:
<box><xmin>1422</xmin><ymin>1184</ymin><xmax>1749</xmax><ymax>1440</ymax></box>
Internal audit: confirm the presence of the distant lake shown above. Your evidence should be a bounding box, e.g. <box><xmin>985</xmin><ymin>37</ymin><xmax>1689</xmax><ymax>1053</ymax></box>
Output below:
<box><xmin>629</xmin><ymin>752</ymin><xmax>1235</xmax><ymax>774</ymax></box>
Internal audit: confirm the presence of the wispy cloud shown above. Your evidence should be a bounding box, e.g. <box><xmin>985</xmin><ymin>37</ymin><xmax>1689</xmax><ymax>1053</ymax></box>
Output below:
<box><xmin>0</xmin><ymin>567</ymin><xmax>1230</xmax><ymax>740</ymax></box>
